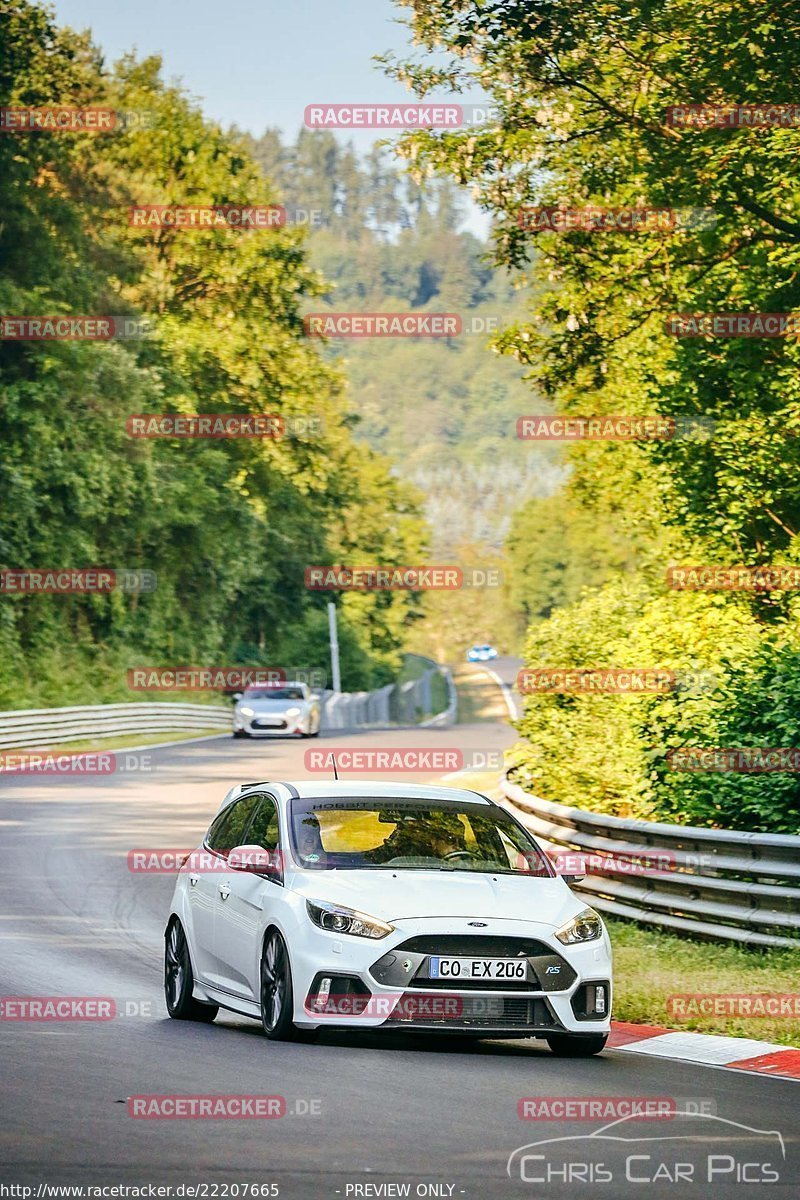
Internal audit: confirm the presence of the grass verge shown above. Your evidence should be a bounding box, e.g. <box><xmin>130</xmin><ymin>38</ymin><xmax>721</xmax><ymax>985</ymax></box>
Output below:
<box><xmin>608</xmin><ymin>918</ymin><xmax>800</xmax><ymax>1047</ymax></box>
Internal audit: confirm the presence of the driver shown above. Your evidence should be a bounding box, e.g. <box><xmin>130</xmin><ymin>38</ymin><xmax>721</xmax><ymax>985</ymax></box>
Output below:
<box><xmin>295</xmin><ymin>813</ymin><xmax>326</xmax><ymax>864</ymax></box>
<box><xmin>365</xmin><ymin>812</ymin><xmax>467</xmax><ymax>863</ymax></box>
<box><xmin>426</xmin><ymin>824</ymin><xmax>466</xmax><ymax>858</ymax></box>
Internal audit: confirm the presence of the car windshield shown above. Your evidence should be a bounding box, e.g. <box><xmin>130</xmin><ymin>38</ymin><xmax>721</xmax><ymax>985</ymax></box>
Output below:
<box><xmin>289</xmin><ymin>797</ymin><xmax>553</xmax><ymax>875</ymax></box>
<box><xmin>244</xmin><ymin>687</ymin><xmax>304</xmax><ymax>701</ymax></box>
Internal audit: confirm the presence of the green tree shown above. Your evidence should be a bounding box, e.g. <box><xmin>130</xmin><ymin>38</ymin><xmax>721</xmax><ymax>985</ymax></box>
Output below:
<box><xmin>0</xmin><ymin>1</ymin><xmax>426</xmax><ymax>705</ymax></box>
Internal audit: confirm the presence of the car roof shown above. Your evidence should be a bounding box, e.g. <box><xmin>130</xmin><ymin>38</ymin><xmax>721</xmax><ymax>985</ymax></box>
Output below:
<box><xmin>215</xmin><ymin>780</ymin><xmax>495</xmax><ymax>816</ymax></box>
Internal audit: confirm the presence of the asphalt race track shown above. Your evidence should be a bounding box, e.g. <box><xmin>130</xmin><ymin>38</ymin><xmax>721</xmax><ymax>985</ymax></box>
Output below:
<box><xmin>0</xmin><ymin>707</ymin><xmax>797</xmax><ymax>1198</ymax></box>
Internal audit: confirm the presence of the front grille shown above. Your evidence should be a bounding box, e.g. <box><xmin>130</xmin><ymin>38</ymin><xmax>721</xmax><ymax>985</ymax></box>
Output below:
<box><xmin>416</xmin><ymin>976</ymin><xmax>534</xmax><ymax>991</ymax></box>
<box><xmin>384</xmin><ymin>993</ymin><xmax>557</xmax><ymax>1029</ymax></box>
<box><xmin>370</xmin><ymin>937</ymin><xmax>576</xmax><ymax>994</ymax></box>
<box><xmin>396</xmin><ymin>935</ymin><xmax>551</xmax><ymax>956</ymax></box>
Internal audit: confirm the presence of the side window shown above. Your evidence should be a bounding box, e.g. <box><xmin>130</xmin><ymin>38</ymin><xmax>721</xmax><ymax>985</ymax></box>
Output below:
<box><xmin>206</xmin><ymin>795</ymin><xmax>259</xmax><ymax>856</ymax></box>
<box><xmin>247</xmin><ymin>795</ymin><xmax>281</xmax><ymax>851</ymax></box>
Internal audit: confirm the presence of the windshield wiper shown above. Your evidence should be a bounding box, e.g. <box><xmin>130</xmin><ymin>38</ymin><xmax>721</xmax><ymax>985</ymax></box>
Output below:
<box><xmin>435</xmin><ymin>863</ymin><xmax>513</xmax><ymax>873</ymax></box>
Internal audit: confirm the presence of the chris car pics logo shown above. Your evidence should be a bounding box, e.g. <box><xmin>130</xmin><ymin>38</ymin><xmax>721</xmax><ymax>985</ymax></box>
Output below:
<box><xmin>507</xmin><ymin>1112</ymin><xmax>784</xmax><ymax>1186</ymax></box>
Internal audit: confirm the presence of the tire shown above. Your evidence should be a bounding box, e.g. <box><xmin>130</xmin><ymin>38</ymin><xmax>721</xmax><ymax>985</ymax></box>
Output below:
<box><xmin>164</xmin><ymin>919</ymin><xmax>219</xmax><ymax>1022</ymax></box>
<box><xmin>546</xmin><ymin>1033</ymin><xmax>608</xmax><ymax>1057</ymax></box>
<box><xmin>233</xmin><ymin>728</ymin><xmax>249</xmax><ymax>739</ymax></box>
<box><xmin>260</xmin><ymin>929</ymin><xmax>297</xmax><ymax>1040</ymax></box>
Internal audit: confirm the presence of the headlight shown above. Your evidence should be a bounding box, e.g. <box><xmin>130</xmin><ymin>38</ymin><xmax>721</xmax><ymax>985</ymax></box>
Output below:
<box><xmin>238</xmin><ymin>705</ymin><xmax>254</xmax><ymax>717</ymax></box>
<box><xmin>306</xmin><ymin>899</ymin><xmax>393</xmax><ymax>939</ymax></box>
<box><xmin>284</xmin><ymin>706</ymin><xmax>302</xmax><ymax>717</ymax></box>
<box><xmin>555</xmin><ymin>907</ymin><xmax>603</xmax><ymax>945</ymax></box>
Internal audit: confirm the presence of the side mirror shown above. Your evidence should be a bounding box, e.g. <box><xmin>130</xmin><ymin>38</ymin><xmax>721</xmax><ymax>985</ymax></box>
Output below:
<box><xmin>231</xmin><ymin>692</ymin><xmax>243</xmax><ymax>703</ymax></box>
<box><xmin>228</xmin><ymin>845</ymin><xmax>282</xmax><ymax>877</ymax></box>
<box><xmin>562</xmin><ymin>872</ymin><xmax>586</xmax><ymax>884</ymax></box>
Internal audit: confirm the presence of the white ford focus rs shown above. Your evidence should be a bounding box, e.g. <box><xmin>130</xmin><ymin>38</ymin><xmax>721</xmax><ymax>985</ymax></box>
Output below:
<box><xmin>164</xmin><ymin>781</ymin><xmax>612</xmax><ymax>1055</ymax></box>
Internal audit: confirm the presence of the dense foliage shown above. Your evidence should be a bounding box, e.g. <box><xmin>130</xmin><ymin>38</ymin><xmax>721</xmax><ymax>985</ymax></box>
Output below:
<box><xmin>0</xmin><ymin>0</ymin><xmax>428</xmax><ymax>705</ymax></box>
<box><xmin>388</xmin><ymin>0</ymin><xmax>800</xmax><ymax>831</ymax></box>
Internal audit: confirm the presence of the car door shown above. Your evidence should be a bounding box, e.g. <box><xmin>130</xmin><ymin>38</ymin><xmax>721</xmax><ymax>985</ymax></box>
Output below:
<box><xmin>189</xmin><ymin>793</ymin><xmax>260</xmax><ymax>987</ymax></box>
<box><xmin>213</xmin><ymin>792</ymin><xmax>283</xmax><ymax>1000</ymax></box>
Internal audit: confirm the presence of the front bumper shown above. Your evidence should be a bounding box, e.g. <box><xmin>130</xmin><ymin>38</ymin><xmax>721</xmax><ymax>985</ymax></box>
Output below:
<box><xmin>234</xmin><ymin>712</ymin><xmax>304</xmax><ymax>736</ymax></box>
<box><xmin>290</xmin><ymin>917</ymin><xmax>612</xmax><ymax>1036</ymax></box>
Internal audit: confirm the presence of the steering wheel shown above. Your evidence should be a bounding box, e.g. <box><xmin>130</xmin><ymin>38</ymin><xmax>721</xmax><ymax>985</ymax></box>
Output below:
<box><xmin>443</xmin><ymin>849</ymin><xmax>475</xmax><ymax>862</ymax></box>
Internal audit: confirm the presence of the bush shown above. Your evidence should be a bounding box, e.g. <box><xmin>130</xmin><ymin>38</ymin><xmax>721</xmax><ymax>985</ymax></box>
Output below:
<box><xmin>509</xmin><ymin>578</ymin><xmax>800</xmax><ymax>832</ymax></box>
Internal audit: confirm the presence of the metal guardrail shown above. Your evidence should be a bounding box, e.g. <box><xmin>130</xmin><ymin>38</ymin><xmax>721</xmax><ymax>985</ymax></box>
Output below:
<box><xmin>0</xmin><ymin>702</ymin><xmax>231</xmax><ymax>750</ymax></box>
<box><xmin>501</xmin><ymin>775</ymin><xmax>800</xmax><ymax>948</ymax></box>
<box><xmin>318</xmin><ymin>685</ymin><xmax>394</xmax><ymax>731</ymax></box>
<box><xmin>0</xmin><ymin>664</ymin><xmax>456</xmax><ymax>749</ymax></box>
<box><xmin>420</xmin><ymin>667</ymin><xmax>458</xmax><ymax>728</ymax></box>
<box><xmin>319</xmin><ymin>665</ymin><xmax>456</xmax><ymax>731</ymax></box>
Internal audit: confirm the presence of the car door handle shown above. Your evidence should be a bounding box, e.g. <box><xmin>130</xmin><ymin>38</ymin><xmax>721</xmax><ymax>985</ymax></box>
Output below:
<box><xmin>218</xmin><ymin>884</ymin><xmax>231</xmax><ymax>900</ymax></box>
<box><xmin>189</xmin><ymin>874</ymin><xmax>199</xmax><ymax>887</ymax></box>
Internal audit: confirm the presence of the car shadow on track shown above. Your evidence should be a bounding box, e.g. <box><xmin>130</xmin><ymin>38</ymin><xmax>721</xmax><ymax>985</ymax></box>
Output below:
<box><xmin>169</xmin><ymin>1012</ymin><xmax>578</xmax><ymax>1058</ymax></box>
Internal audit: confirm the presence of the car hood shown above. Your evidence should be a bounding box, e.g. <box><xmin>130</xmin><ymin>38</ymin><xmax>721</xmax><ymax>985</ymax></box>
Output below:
<box><xmin>291</xmin><ymin>868</ymin><xmax>582</xmax><ymax>928</ymax></box>
<box><xmin>239</xmin><ymin>698</ymin><xmax>303</xmax><ymax>712</ymax></box>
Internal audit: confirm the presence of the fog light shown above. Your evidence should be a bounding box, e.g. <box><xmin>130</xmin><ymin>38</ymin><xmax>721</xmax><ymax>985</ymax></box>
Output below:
<box><xmin>314</xmin><ymin>976</ymin><xmax>331</xmax><ymax>1012</ymax></box>
<box><xmin>595</xmin><ymin>985</ymin><xmax>606</xmax><ymax>1014</ymax></box>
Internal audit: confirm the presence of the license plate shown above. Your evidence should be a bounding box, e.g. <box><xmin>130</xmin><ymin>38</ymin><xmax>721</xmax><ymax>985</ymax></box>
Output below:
<box><xmin>427</xmin><ymin>956</ymin><xmax>528</xmax><ymax>981</ymax></box>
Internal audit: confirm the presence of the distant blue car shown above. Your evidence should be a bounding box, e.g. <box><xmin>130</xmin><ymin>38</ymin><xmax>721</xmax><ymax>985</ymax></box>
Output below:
<box><xmin>467</xmin><ymin>644</ymin><xmax>498</xmax><ymax>663</ymax></box>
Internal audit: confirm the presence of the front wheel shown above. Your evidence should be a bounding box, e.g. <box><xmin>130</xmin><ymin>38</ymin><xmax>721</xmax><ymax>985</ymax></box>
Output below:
<box><xmin>233</xmin><ymin>728</ymin><xmax>249</xmax><ymax>739</ymax></box>
<box><xmin>546</xmin><ymin>1033</ymin><xmax>608</xmax><ymax>1057</ymax></box>
<box><xmin>164</xmin><ymin>919</ymin><xmax>218</xmax><ymax>1022</ymax></box>
<box><xmin>260</xmin><ymin>929</ymin><xmax>296</xmax><ymax>1040</ymax></box>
